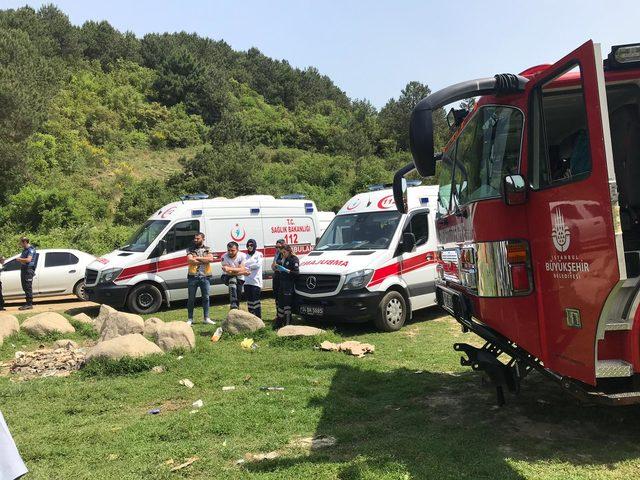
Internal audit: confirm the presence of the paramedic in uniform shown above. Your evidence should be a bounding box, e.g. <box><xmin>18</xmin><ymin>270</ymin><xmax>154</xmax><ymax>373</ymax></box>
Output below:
<box><xmin>16</xmin><ymin>237</ymin><xmax>36</xmax><ymax>311</ymax></box>
<box><xmin>273</xmin><ymin>244</ymin><xmax>299</xmax><ymax>329</ymax></box>
<box><xmin>186</xmin><ymin>232</ymin><xmax>216</xmax><ymax>326</ymax></box>
<box><xmin>243</xmin><ymin>238</ymin><xmax>263</xmax><ymax>318</ymax></box>
<box><xmin>271</xmin><ymin>238</ymin><xmax>285</xmax><ymax>318</ymax></box>
<box><xmin>221</xmin><ymin>241</ymin><xmax>248</xmax><ymax>309</ymax></box>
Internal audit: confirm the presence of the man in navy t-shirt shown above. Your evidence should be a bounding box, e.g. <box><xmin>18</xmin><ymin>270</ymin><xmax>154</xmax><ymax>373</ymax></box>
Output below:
<box><xmin>15</xmin><ymin>237</ymin><xmax>36</xmax><ymax>311</ymax></box>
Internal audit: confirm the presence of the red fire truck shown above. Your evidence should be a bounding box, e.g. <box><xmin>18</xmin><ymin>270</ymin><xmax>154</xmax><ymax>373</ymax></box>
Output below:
<box><xmin>393</xmin><ymin>40</ymin><xmax>640</xmax><ymax>405</ymax></box>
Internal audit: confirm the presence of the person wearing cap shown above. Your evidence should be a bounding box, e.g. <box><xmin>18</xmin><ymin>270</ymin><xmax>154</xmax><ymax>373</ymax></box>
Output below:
<box><xmin>15</xmin><ymin>237</ymin><xmax>36</xmax><ymax>311</ymax></box>
<box><xmin>221</xmin><ymin>241</ymin><xmax>248</xmax><ymax>310</ymax></box>
<box><xmin>273</xmin><ymin>244</ymin><xmax>299</xmax><ymax>329</ymax></box>
<box><xmin>186</xmin><ymin>232</ymin><xmax>216</xmax><ymax>326</ymax></box>
<box><xmin>271</xmin><ymin>239</ymin><xmax>285</xmax><ymax>318</ymax></box>
<box><xmin>243</xmin><ymin>239</ymin><xmax>263</xmax><ymax>318</ymax></box>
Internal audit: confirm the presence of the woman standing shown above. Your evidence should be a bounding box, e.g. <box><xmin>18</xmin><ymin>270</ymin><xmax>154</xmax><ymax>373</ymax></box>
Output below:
<box><xmin>273</xmin><ymin>244</ymin><xmax>299</xmax><ymax>329</ymax></box>
<box><xmin>271</xmin><ymin>239</ymin><xmax>285</xmax><ymax>319</ymax></box>
<box><xmin>244</xmin><ymin>239</ymin><xmax>263</xmax><ymax>318</ymax></box>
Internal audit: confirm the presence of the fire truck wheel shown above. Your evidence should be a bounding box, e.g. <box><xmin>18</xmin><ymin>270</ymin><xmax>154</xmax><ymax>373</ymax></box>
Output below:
<box><xmin>374</xmin><ymin>290</ymin><xmax>407</xmax><ymax>332</ymax></box>
<box><xmin>127</xmin><ymin>283</ymin><xmax>163</xmax><ymax>314</ymax></box>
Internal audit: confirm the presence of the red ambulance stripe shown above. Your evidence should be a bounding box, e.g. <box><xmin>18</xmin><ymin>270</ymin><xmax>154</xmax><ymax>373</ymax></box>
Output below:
<box><xmin>367</xmin><ymin>251</ymin><xmax>436</xmax><ymax>287</ymax></box>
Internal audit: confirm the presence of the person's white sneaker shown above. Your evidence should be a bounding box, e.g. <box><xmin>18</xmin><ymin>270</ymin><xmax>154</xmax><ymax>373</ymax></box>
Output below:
<box><xmin>204</xmin><ymin>318</ymin><xmax>216</xmax><ymax>325</ymax></box>
<box><xmin>186</xmin><ymin>319</ymin><xmax>194</xmax><ymax>326</ymax></box>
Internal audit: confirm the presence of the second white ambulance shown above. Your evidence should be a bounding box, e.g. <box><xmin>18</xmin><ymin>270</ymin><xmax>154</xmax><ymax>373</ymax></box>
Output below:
<box><xmin>295</xmin><ymin>183</ymin><xmax>439</xmax><ymax>331</ymax></box>
<box><xmin>85</xmin><ymin>194</ymin><xmax>321</xmax><ymax>314</ymax></box>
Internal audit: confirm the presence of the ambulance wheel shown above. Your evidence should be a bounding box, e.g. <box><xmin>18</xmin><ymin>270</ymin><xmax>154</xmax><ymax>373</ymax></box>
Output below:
<box><xmin>127</xmin><ymin>283</ymin><xmax>162</xmax><ymax>314</ymax></box>
<box><xmin>374</xmin><ymin>291</ymin><xmax>407</xmax><ymax>332</ymax></box>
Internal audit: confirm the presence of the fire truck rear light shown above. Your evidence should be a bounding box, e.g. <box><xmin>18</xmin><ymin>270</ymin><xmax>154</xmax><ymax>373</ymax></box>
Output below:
<box><xmin>506</xmin><ymin>242</ymin><xmax>528</xmax><ymax>264</ymax></box>
<box><xmin>510</xmin><ymin>264</ymin><xmax>529</xmax><ymax>292</ymax></box>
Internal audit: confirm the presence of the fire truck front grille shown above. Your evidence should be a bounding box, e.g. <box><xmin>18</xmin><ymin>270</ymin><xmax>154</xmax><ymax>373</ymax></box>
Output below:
<box><xmin>295</xmin><ymin>274</ymin><xmax>341</xmax><ymax>294</ymax></box>
<box><xmin>85</xmin><ymin>268</ymin><xmax>99</xmax><ymax>286</ymax></box>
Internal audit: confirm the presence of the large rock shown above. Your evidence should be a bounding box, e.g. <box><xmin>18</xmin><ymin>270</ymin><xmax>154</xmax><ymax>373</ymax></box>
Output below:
<box><xmin>85</xmin><ymin>334</ymin><xmax>162</xmax><ymax>361</ymax></box>
<box><xmin>154</xmin><ymin>321</ymin><xmax>196</xmax><ymax>352</ymax></box>
<box><xmin>72</xmin><ymin>312</ymin><xmax>94</xmax><ymax>326</ymax></box>
<box><xmin>0</xmin><ymin>314</ymin><xmax>20</xmax><ymax>339</ymax></box>
<box><xmin>144</xmin><ymin>317</ymin><xmax>164</xmax><ymax>338</ymax></box>
<box><xmin>276</xmin><ymin>325</ymin><xmax>326</xmax><ymax>337</ymax></box>
<box><xmin>95</xmin><ymin>304</ymin><xmax>117</xmax><ymax>332</ymax></box>
<box><xmin>99</xmin><ymin>311</ymin><xmax>144</xmax><ymax>342</ymax></box>
<box><xmin>222</xmin><ymin>309</ymin><xmax>265</xmax><ymax>334</ymax></box>
<box><xmin>22</xmin><ymin>312</ymin><xmax>75</xmax><ymax>337</ymax></box>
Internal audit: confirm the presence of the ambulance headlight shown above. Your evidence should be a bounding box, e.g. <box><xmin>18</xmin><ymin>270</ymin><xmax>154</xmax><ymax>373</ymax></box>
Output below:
<box><xmin>342</xmin><ymin>269</ymin><xmax>374</xmax><ymax>291</ymax></box>
<box><xmin>99</xmin><ymin>268</ymin><xmax>123</xmax><ymax>284</ymax></box>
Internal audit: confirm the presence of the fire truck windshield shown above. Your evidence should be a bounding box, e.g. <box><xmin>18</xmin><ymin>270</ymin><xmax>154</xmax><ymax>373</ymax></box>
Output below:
<box><xmin>315</xmin><ymin>211</ymin><xmax>401</xmax><ymax>251</ymax></box>
<box><xmin>440</xmin><ymin>106</ymin><xmax>523</xmax><ymax>211</ymax></box>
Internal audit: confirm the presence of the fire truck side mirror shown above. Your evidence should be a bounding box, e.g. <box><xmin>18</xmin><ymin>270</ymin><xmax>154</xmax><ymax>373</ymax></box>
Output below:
<box><xmin>393</xmin><ymin>163</ymin><xmax>415</xmax><ymax>214</ymax></box>
<box><xmin>502</xmin><ymin>174</ymin><xmax>527</xmax><ymax>206</ymax></box>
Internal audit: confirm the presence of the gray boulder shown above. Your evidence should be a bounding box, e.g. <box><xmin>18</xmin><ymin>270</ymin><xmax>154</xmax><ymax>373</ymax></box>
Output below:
<box><xmin>85</xmin><ymin>334</ymin><xmax>162</xmax><ymax>361</ymax></box>
<box><xmin>0</xmin><ymin>314</ymin><xmax>20</xmax><ymax>339</ymax></box>
<box><xmin>95</xmin><ymin>304</ymin><xmax>117</xmax><ymax>332</ymax></box>
<box><xmin>144</xmin><ymin>317</ymin><xmax>164</xmax><ymax>338</ymax></box>
<box><xmin>154</xmin><ymin>321</ymin><xmax>196</xmax><ymax>352</ymax></box>
<box><xmin>276</xmin><ymin>325</ymin><xmax>326</xmax><ymax>337</ymax></box>
<box><xmin>222</xmin><ymin>309</ymin><xmax>265</xmax><ymax>334</ymax></box>
<box><xmin>99</xmin><ymin>311</ymin><xmax>144</xmax><ymax>342</ymax></box>
<box><xmin>72</xmin><ymin>312</ymin><xmax>94</xmax><ymax>326</ymax></box>
<box><xmin>22</xmin><ymin>312</ymin><xmax>75</xmax><ymax>337</ymax></box>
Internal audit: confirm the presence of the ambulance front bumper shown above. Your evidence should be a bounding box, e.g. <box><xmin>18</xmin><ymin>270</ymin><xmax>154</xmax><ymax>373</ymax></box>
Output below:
<box><xmin>295</xmin><ymin>290</ymin><xmax>383</xmax><ymax>322</ymax></box>
<box><xmin>85</xmin><ymin>283</ymin><xmax>129</xmax><ymax>309</ymax></box>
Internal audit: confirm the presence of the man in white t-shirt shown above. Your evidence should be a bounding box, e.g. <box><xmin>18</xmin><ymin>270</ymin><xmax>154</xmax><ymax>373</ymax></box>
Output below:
<box><xmin>243</xmin><ymin>239</ymin><xmax>263</xmax><ymax>318</ymax></box>
<box><xmin>221</xmin><ymin>241</ymin><xmax>248</xmax><ymax>309</ymax></box>
<box><xmin>0</xmin><ymin>411</ymin><xmax>28</xmax><ymax>479</ymax></box>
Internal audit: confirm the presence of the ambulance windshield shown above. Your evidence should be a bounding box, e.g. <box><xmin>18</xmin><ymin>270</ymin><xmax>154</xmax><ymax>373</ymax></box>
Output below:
<box><xmin>120</xmin><ymin>220</ymin><xmax>170</xmax><ymax>252</ymax></box>
<box><xmin>315</xmin><ymin>211</ymin><xmax>401</xmax><ymax>251</ymax></box>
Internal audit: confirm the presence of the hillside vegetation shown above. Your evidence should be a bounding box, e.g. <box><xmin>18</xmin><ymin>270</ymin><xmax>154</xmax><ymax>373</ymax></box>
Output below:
<box><xmin>0</xmin><ymin>5</ymin><xmax>448</xmax><ymax>256</ymax></box>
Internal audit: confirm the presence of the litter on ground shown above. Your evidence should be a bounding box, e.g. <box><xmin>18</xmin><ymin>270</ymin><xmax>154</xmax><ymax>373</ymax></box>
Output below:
<box><xmin>179</xmin><ymin>378</ymin><xmax>194</xmax><ymax>388</ymax></box>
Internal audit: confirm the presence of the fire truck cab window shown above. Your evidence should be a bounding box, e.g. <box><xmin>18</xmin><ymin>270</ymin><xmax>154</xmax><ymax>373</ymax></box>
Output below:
<box><xmin>531</xmin><ymin>66</ymin><xmax>591</xmax><ymax>189</ymax></box>
<box><xmin>448</xmin><ymin>106</ymin><xmax>523</xmax><ymax>209</ymax></box>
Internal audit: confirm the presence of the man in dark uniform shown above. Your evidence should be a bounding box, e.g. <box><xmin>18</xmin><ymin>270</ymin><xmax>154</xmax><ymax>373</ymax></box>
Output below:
<box><xmin>0</xmin><ymin>256</ymin><xmax>6</xmax><ymax>311</ymax></box>
<box><xmin>273</xmin><ymin>244</ymin><xmax>299</xmax><ymax>329</ymax></box>
<box><xmin>16</xmin><ymin>237</ymin><xmax>36</xmax><ymax>311</ymax></box>
<box><xmin>271</xmin><ymin>239</ymin><xmax>285</xmax><ymax>321</ymax></box>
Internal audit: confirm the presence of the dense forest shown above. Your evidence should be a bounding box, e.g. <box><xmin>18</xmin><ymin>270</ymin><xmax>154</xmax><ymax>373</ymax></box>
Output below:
<box><xmin>0</xmin><ymin>5</ymin><xmax>448</xmax><ymax>256</ymax></box>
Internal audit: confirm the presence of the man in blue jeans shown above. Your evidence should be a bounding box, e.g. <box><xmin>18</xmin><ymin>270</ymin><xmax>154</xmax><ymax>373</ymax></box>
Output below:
<box><xmin>186</xmin><ymin>232</ymin><xmax>216</xmax><ymax>326</ymax></box>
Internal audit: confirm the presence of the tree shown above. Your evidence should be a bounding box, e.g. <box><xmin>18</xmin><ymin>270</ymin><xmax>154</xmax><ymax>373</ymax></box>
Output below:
<box><xmin>79</xmin><ymin>20</ymin><xmax>141</xmax><ymax>67</ymax></box>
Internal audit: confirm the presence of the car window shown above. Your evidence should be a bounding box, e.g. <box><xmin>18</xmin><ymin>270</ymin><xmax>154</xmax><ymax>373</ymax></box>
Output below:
<box><xmin>44</xmin><ymin>252</ymin><xmax>79</xmax><ymax>268</ymax></box>
<box><xmin>161</xmin><ymin>220</ymin><xmax>201</xmax><ymax>255</ymax></box>
<box><xmin>407</xmin><ymin>212</ymin><xmax>429</xmax><ymax>247</ymax></box>
<box><xmin>1</xmin><ymin>259</ymin><xmax>21</xmax><ymax>272</ymax></box>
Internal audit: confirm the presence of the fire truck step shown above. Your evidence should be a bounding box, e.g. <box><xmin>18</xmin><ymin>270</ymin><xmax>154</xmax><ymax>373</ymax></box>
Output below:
<box><xmin>596</xmin><ymin>359</ymin><xmax>634</xmax><ymax>378</ymax></box>
<box><xmin>604</xmin><ymin>320</ymin><xmax>633</xmax><ymax>331</ymax></box>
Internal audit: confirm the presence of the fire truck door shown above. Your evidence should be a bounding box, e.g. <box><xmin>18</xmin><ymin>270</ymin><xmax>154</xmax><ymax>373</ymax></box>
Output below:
<box><xmin>525</xmin><ymin>40</ymin><xmax>621</xmax><ymax>385</ymax></box>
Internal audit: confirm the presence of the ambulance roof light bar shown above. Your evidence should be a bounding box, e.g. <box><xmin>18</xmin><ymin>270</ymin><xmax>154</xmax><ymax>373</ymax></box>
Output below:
<box><xmin>180</xmin><ymin>193</ymin><xmax>210</xmax><ymax>202</ymax></box>
<box><xmin>368</xmin><ymin>180</ymin><xmax>423</xmax><ymax>192</ymax></box>
<box><xmin>605</xmin><ymin>43</ymin><xmax>640</xmax><ymax>71</ymax></box>
<box><xmin>280</xmin><ymin>193</ymin><xmax>306</xmax><ymax>200</ymax></box>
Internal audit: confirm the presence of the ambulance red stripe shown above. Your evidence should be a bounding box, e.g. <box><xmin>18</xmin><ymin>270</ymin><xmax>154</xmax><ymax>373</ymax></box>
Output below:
<box><xmin>368</xmin><ymin>251</ymin><xmax>437</xmax><ymax>287</ymax></box>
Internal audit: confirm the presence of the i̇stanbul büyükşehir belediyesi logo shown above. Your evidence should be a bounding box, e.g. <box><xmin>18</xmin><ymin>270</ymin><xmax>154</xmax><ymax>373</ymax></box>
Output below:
<box><xmin>551</xmin><ymin>208</ymin><xmax>570</xmax><ymax>252</ymax></box>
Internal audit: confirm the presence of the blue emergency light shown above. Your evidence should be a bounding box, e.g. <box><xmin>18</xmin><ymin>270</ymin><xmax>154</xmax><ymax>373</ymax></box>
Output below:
<box><xmin>191</xmin><ymin>209</ymin><xmax>203</xmax><ymax>216</ymax></box>
<box><xmin>251</xmin><ymin>208</ymin><xmax>260</xmax><ymax>214</ymax></box>
<box><xmin>420</xmin><ymin>197</ymin><xmax>429</xmax><ymax>205</ymax></box>
<box><xmin>305</xmin><ymin>202</ymin><xmax>314</xmax><ymax>213</ymax></box>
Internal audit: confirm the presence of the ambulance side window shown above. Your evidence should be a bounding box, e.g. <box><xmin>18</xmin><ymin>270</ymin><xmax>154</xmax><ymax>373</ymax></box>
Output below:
<box><xmin>530</xmin><ymin>64</ymin><xmax>591</xmax><ymax>189</ymax></box>
<box><xmin>161</xmin><ymin>220</ymin><xmax>200</xmax><ymax>255</ymax></box>
<box><xmin>408</xmin><ymin>212</ymin><xmax>429</xmax><ymax>247</ymax></box>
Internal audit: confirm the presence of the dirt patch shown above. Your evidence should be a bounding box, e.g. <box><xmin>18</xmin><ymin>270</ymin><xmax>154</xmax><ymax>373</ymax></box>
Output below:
<box><xmin>146</xmin><ymin>398</ymin><xmax>192</xmax><ymax>413</ymax></box>
<box><xmin>2</xmin><ymin>347</ymin><xmax>86</xmax><ymax>380</ymax></box>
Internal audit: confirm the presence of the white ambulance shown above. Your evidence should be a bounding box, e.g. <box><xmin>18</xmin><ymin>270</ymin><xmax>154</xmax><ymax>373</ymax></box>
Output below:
<box><xmin>85</xmin><ymin>194</ymin><xmax>321</xmax><ymax>314</ymax></box>
<box><xmin>295</xmin><ymin>183</ymin><xmax>439</xmax><ymax>331</ymax></box>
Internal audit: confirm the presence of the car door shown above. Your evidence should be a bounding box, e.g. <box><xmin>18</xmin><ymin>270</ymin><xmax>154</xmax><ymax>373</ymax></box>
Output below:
<box><xmin>0</xmin><ymin>258</ymin><xmax>23</xmax><ymax>297</ymax></box>
<box><xmin>400</xmin><ymin>209</ymin><xmax>435</xmax><ymax>309</ymax></box>
<box><xmin>525</xmin><ymin>41</ymin><xmax>621</xmax><ymax>384</ymax></box>
<box><xmin>37</xmin><ymin>251</ymin><xmax>81</xmax><ymax>295</ymax></box>
<box><xmin>150</xmin><ymin>219</ymin><xmax>201</xmax><ymax>300</ymax></box>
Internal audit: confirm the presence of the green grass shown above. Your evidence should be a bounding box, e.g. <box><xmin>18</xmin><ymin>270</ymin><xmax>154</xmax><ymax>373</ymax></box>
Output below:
<box><xmin>2</xmin><ymin>299</ymin><xmax>640</xmax><ymax>479</ymax></box>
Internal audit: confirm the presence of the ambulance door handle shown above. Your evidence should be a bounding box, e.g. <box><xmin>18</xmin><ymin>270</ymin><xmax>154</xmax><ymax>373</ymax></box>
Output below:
<box><xmin>426</xmin><ymin>253</ymin><xmax>435</xmax><ymax>262</ymax></box>
<box><xmin>68</xmin><ymin>270</ymin><xmax>76</xmax><ymax>274</ymax></box>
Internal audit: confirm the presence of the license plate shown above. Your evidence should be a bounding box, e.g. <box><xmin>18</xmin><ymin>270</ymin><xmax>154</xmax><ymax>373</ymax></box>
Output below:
<box><xmin>300</xmin><ymin>305</ymin><xmax>324</xmax><ymax>316</ymax></box>
<box><xmin>442</xmin><ymin>290</ymin><xmax>454</xmax><ymax>312</ymax></box>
